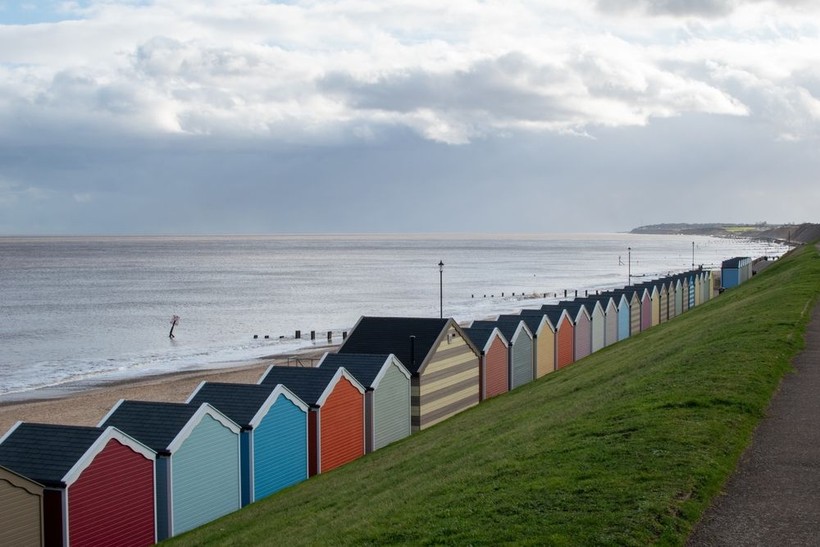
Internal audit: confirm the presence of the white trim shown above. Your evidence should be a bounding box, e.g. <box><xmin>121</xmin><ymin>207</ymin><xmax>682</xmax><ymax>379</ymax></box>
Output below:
<box><xmin>62</xmin><ymin>427</ymin><xmax>156</xmax><ymax>486</ymax></box>
<box><xmin>166</xmin><ymin>403</ymin><xmax>241</xmax><ymax>454</ymax></box>
<box><xmin>512</xmin><ymin>320</ymin><xmax>533</xmax><ymax>344</ymax></box>
<box><xmin>0</xmin><ymin>420</ymin><xmax>22</xmax><ymax>444</ymax></box>
<box><xmin>258</xmin><ymin>364</ymin><xmax>276</xmax><ymax>385</ymax></box>
<box><xmin>370</xmin><ymin>354</ymin><xmax>411</xmax><ymax>389</ymax></box>
<box><xmin>314</xmin><ymin>368</ymin><xmax>365</xmax><ymax>407</ymax></box>
<box><xmin>247</xmin><ymin>432</ymin><xmax>255</xmax><ymax>503</ymax></box>
<box><xmin>249</xmin><ymin>384</ymin><xmax>309</xmax><ymax>429</ymax></box>
<box><xmin>184</xmin><ymin>380</ymin><xmax>208</xmax><ymax>404</ymax></box>
<box><xmin>96</xmin><ymin>399</ymin><xmax>126</xmax><ymax>428</ymax></box>
<box><xmin>62</xmin><ymin>488</ymin><xmax>69</xmax><ymax>547</ymax></box>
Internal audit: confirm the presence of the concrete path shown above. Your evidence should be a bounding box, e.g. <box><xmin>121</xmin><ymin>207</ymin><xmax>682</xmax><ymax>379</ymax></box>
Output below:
<box><xmin>687</xmin><ymin>298</ymin><xmax>820</xmax><ymax>546</ymax></box>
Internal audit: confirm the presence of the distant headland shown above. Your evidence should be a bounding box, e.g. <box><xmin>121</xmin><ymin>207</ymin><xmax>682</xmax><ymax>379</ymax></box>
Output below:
<box><xmin>631</xmin><ymin>222</ymin><xmax>820</xmax><ymax>245</ymax></box>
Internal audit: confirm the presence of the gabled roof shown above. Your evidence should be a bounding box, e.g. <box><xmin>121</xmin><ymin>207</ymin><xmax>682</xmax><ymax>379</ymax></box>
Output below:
<box><xmin>318</xmin><ymin>353</ymin><xmax>410</xmax><ymax>390</ymax></box>
<box><xmin>258</xmin><ymin>366</ymin><xmax>364</xmax><ymax>407</ymax></box>
<box><xmin>338</xmin><ymin>316</ymin><xmax>477</xmax><ymax>375</ymax></box>
<box><xmin>510</xmin><ymin>312</ymin><xmax>550</xmax><ymax>336</ymax></box>
<box><xmin>462</xmin><ymin>326</ymin><xmax>508</xmax><ymax>354</ymax></box>
<box><xmin>557</xmin><ymin>301</ymin><xmax>591</xmax><ymax>322</ymax></box>
<box><xmin>572</xmin><ymin>297</ymin><xmax>605</xmax><ymax>315</ymax></box>
<box><xmin>471</xmin><ymin>317</ymin><xmax>532</xmax><ymax>343</ymax></box>
<box><xmin>0</xmin><ymin>423</ymin><xmax>103</xmax><ymax>487</ymax></box>
<box><xmin>99</xmin><ymin>400</ymin><xmax>238</xmax><ymax>454</ymax></box>
<box><xmin>186</xmin><ymin>382</ymin><xmax>307</xmax><ymax>430</ymax></box>
<box><xmin>530</xmin><ymin>305</ymin><xmax>572</xmax><ymax>328</ymax></box>
<box><xmin>722</xmin><ymin>257</ymin><xmax>750</xmax><ymax>268</ymax></box>
<box><xmin>0</xmin><ymin>423</ymin><xmax>154</xmax><ymax>488</ymax></box>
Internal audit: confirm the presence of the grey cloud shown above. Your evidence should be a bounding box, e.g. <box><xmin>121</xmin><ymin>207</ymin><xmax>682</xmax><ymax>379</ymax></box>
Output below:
<box><xmin>597</xmin><ymin>0</ymin><xmax>738</xmax><ymax>17</ymax></box>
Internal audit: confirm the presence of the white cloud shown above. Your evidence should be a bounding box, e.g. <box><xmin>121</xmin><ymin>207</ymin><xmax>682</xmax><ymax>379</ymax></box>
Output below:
<box><xmin>1</xmin><ymin>0</ymin><xmax>818</xmax><ymax>145</ymax></box>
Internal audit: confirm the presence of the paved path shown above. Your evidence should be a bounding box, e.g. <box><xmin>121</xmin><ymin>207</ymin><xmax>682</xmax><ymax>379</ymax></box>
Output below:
<box><xmin>688</xmin><ymin>297</ymin><xmax>820</xmax><ymax>546</ymax></box>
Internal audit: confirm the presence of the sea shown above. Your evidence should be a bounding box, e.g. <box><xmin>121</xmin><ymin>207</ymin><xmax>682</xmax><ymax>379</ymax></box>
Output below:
<box><xmin>0</xmin><ymin>233</ymin><xmax>788</xmax><ymax>401</ymax></box>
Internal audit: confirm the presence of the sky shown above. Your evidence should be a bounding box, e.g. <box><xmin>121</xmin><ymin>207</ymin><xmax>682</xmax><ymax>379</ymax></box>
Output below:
<box><xmin>1</xmin><ymin>0</ymin><xmax>819</xmax><ymax>234</ymax></box>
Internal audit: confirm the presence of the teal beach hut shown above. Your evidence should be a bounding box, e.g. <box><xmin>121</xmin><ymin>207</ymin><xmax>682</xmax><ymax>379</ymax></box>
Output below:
<box><xmin>187</xmin><ymin>382</ymin><xmax>308</xmax><ymax>505</ymax></box>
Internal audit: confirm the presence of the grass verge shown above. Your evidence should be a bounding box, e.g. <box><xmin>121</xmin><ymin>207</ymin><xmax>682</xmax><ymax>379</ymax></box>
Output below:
<box><xmin>168</xmin><ymin>244</ymin><xmax>820</xmax><ymax>546</ymax></box>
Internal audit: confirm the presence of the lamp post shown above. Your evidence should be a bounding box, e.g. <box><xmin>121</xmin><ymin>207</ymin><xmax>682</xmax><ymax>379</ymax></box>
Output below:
<box><xmin>692</xmin><ymin>241</ymin><xmax>695</xmax><ymax>269</ymax></box>
<box><xmin>628</xmin><ymin>247</ymin><xmax>633</xmax><ymax>286</ymax></box>
<box><xmin>438</xmin><ymin>260</ymin><xmax>444</xmax><ymax>318</ymax></box>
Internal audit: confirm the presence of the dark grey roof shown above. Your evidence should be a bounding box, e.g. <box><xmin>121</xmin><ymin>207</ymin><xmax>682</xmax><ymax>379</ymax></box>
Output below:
<box><xmin>722</xmin><ymin>257</ymin><xmax>749</xmax><ymax>268</ymax></box>
<box><xmin>100</xmin><ymin>400</ymin><xmax>199</xmax><ymax>453</ymax></box>
<box><xmin>521</xmin><ymin>305</ymin><xmax>566</xmax><ymax>326</ymax></box>
<box><xmin>188</xmin><ymin>383</ymin><xmax>279</xmax><ymax>429</ymax></box>
<box><xmin>338</xmin><ymin>316</ymin><xmax>451</xmax><ymax>374</ymax></box>
<box><xmin>0</xmin><ymin>423</ymin><xmax>104</xmax><ymax>487</ymax></box>
<box><xmin>462</xmin><ymin>326</ymin><xmax>497</xmax><ymax>351</ymax></box>
<box><xmin>258</xmin><ymin>366</ymin><xmax>340</xmax><ymax>406</ymax></box>
<box><xmin>318</xmin><ymin>353</ymin><xmax>393</xmax><ymax>389</ymax></box>
<box><xmin>470</xmin><ymin>319</ymin><xmax>521</xmax><ymax>342</ymax></box>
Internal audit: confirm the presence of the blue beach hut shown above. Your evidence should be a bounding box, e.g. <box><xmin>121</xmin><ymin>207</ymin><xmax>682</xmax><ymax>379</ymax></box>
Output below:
<box><xmin>187</xmin><ymin>382</ymin><xmax>309</xmax><ymax>506</ymax></box>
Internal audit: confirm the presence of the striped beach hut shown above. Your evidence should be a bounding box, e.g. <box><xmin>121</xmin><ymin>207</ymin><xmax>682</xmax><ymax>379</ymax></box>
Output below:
<box><xmin>338</xmin><ymin>317</ymin><xmax>480</xmax><ymax>431</ymax></box>
<box><xmin>463</xmin><ymin>326</ymin><xmax>510</xmax><ymax>400</ymax></box>
<box><xmin>99</xmin><ymin>401</ymin><xmax>241</xmax><ymax>540</ymax></box>
<box><xmin>0</xmin><ymin>465</ymin><xmax>43</xmax><ymax>547</ymax></box>
<box><xmin>318</xmin><ymin>353</ymin><xmax>412</xmax><ymax>453</ymax></box>
<box><xmin>688</xmin><ymin>272</ymin><xmax>697</xmax><ymax>309</ymax></box>
<box><xmin>516</xmin><ymin>311</ymin><xmax>556</xmax><ymax>378</ymax></box>
<box><xmin>658</xmin><ymin>281</ymin><xmax>669</xmax><ymax>323</ymax></box>
<box><xmin>473</xmin><ymin>317</ymin><xmax>534</xmax><ymax>390</ymax></box>
<box><xmin>636</xmin><ymin>286</ymin><xmax>652</xmax><ymax>332</ymax></box>
<box><xmin>0</xmin><ymin>423</ymin><xmax>156</xmax><ymax>547</ymax></box>
<box><xmin>258</xmin><ymin>366</ymin><xmax>365</xmax><ymax>476</ymax></box>
<box><xmin>186</xmin><ymin>382</ymin><xmax>308</xmax><ymax>505</ymax></box>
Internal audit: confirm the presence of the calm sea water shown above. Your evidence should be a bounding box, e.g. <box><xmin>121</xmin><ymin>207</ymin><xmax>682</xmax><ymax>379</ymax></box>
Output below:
<box><xmin>0</xmin><ymin>234</ymin><xmax>787</xmax><ymax>400</ymax></box>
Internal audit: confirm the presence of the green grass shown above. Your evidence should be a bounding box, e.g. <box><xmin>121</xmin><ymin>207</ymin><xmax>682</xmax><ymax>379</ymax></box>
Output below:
<box><xmin>168</xmin><ymin>245</ymin><xmax>820</xmax><ymax>546</ymax></box>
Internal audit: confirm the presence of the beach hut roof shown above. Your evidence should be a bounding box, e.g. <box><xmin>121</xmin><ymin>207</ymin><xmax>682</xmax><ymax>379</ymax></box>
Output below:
<box><xmin>471</xmin><ymin>317</ymin><xmax>531</xmax><ymax>342</ymax></box>
<box><xmin>318</xmin><ymin>353</ymin><xmax>410</xmax><ymax>389</ymax></box>
<box><xmin>510</xmin><ymin>313</ymin><xmax>549</xmax><ymax>336</ymax></box>
<box><xmin>0</xmin><ymin>423</ymin><xmax>153</xmax><ymax>488</ymax></box>
<box><xmin>339</xmin><ymin>316</ymin><xmax>477</xmax><ymax>375</ymax></box>
<box><xmin>258</xmin><ymin>366</ymin><xmax>364</xmax><ymax>407</ymax></box>
<box><xmin>722</xmin><ymin>257</ymin><xmax>749</xmax><ymax>268</ymax></box>
<box><xmin>462</xmin><ymin>326</ymin><xmax>509</xmax><ymax>353</ymax></box>
<box><xmin>99</xmin><ymin>400</ymin><xmax>238</xmax><ymax>454</ymax></box>
<box><xmin>186</xmin><ymin>382</ymin><xmax>308</xmax><ymax>430</ymax></box>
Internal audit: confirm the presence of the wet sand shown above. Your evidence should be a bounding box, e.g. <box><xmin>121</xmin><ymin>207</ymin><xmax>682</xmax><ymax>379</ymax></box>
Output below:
<box><xmin>0</xmin><ymin>346</ymin><xmax>336</xmax><ymax>435</ymax></box>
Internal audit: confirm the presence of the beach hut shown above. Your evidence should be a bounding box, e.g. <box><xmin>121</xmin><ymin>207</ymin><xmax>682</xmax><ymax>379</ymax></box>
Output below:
<box><xmin>673</xmin><ymin>278</ymin><xmax>684</xmax><ymax>317</ymax></box>
<box><xmin>317</xmin><ymin>353</ymin><xmax>411</xmax><ymax>453</ymax></box>
<box><xmin>649</xmin><ymin>284</ymin><xmax>661</xmax><ymax>326</ymax></box>
<box><xmin>186</xmin><ymin>382</ymin><xmax>308</xmax><ymax>506</ymax></box>
<box><xmin>540</xmin><ymin>306</ymin><xmax>575</xmax><ymax>369</ymax></box>
<box><xmin>515</xmin><ymin>311</ymin><xmax>556</xmax><ymax>378</ymax></box>
<box><xmin>721</xmin><ymin>257</ymin><xmax>752</xmax><ymax>289</ymax></box>
<box><xmin>1</xmin><ymin>464</ymin><xmax>44</xmax><ymax>547</ymax></box>
<box><xmin>338</xmin><ymin>317</ymin><xmax>480</xmax><ymax>431</ymax></box>
<box><xmin>258</xmin><ymin>366</ymin><xmax>365</xmax><ymax>475</ymax></box>
<box><xmin>560</xmin><ymin>301</ymin><xmax>592</xmax><ymax>361</ymax></box>
<box><xmin>688</xmin><ymin>272</ymin><xmax>697</xmax><ymax>309</ymax></box>
<box><xmin>599</xmin><ymin>295</ymin><xmax>619</xmax><ymax>347</ymax></box>
<box><xmin>462</xmin><ymin>326</ymin><xmax>510</xmax><ymax>400</ymax></box>
<box><xmin>573</xmin><ymin>298</ymin><xmax>606</xmax><ymax>353</ymax></box>
<box><xmin>602</xmin><ymin>291</ymin><xmax>632</xmax><ymax>342</ymax></box>
<box><xmin>659</xmin><ymin>282</ymin><xmax>669</xmax><ymax>323</ymax></box>
<box><xmin>472</xmin><ymin>317</ymin><xmax>533</xmax><ymax>390</ymax></box>
<box><xmin>0</xmin><ymin>423</ymin><xmax>156</xmax><ymax>547</ymax></box>
<box><xmin>99</xmin><ymin>400</ymin><xmax>241</xmax><ymax>540</ymax></box>
<box><xmin>636</xmin><ymin>286</ymin><xmax>652</xmax><ymax>332</ymax></box>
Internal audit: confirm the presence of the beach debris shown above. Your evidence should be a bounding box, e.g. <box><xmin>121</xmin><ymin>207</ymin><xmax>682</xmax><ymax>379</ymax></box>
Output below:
<box><xmin>169</xmin><ymin>315</ymin><xmax>180</xmax><ymax>338</ymax></box>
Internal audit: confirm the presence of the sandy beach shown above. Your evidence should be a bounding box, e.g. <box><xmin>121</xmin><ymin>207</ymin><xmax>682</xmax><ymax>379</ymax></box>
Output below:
<box><xmin>0</xmin><ymin>347</ymin><xmax>336</xmax><ymax>435</ymax></box>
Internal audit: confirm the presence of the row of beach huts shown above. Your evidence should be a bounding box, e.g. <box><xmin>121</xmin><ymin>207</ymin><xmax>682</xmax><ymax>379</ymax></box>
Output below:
<box><xmin>0</xmin><ymin>257</ymin><xmax>755</xmax><ymax>546</ymax></box>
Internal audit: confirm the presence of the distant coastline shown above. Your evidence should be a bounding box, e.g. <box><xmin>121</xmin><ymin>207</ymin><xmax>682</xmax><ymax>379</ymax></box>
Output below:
<box><xmin>631</xmin><ymin>222</ymin><xmax>820</xmax><ymax>245</ymax></box>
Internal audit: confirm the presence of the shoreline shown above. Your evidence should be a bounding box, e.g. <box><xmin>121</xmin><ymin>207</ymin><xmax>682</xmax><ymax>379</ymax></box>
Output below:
<box><xmin>0</xmin><ymin>344</ymin><xmax>338</xmax><ymax>435</ymax></box>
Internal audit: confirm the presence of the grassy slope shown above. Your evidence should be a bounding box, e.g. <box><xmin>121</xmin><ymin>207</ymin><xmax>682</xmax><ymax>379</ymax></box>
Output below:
<box><xmin>169</xmin><ymin>245</ymin><xmax>820</xmax><ymax>546</ymax></box>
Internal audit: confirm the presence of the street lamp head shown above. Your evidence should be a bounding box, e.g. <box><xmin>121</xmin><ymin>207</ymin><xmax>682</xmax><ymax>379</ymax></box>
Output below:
<box><xmin>439</xmin><ymin>260</ymin><xmax>444</xmax><ymax>271</ymax></box>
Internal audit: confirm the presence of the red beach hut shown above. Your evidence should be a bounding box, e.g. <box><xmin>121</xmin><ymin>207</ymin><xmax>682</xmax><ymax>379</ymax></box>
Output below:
<box><xmin>463</xmin><ymin>325</ymin><xmax>510</xmax><ymax>400</ymax></box>
<box><xmin>0</xmin><ymin>423</ymin><xmax>156</xmax><ymax>547</ymax></box>
<box><xmin>259</xmin><ymin>366</ymin><xmax>365</xmax><ymax>476</ymax></box>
